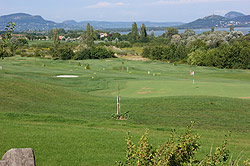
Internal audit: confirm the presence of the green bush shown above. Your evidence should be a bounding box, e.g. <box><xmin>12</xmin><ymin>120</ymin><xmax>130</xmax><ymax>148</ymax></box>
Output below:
<box><xmin>58</xmin><ymin>46</ymin><xmax>75</xmax><ymax>60</ymax></box>
<box><xmin>116</xmin><ymin>122</ymin><xmax>240</xmax><ymax>166</ymax></box>
<box><xmin>74</xmin><ymin>47</ymin><xmax>114</xmax><ymax>60</ymax></box>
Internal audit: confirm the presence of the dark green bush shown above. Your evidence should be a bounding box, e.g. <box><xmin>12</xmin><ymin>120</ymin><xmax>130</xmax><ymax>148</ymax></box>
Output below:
<box><xmin>58</xmin><ymin>46</ymin><xmax>75</xmax><ymax>60</ymax></box>
<box><xmin>74</xmin><ymin>47</ymin><xmax>114</xmax><ymax>60</ymax></box>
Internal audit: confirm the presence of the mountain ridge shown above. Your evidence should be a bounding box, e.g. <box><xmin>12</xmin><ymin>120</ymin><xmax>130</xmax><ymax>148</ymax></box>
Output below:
<box><xmin>178</xmin><ymin>12</ymin><xmax>250</xmax><ymax>29</ymax></box>
<box><xmin>1</xmin><ymin>11</ymin><xmax>250</xmax><ymax>31</ymax></box>
<box><xmin>0</xmin><ymin>13</ymin><xmax>184</xmax><ymax>31</ymax></box>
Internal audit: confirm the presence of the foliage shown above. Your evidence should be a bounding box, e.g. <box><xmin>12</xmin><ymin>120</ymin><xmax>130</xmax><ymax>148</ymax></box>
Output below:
<box><xmin>74</xmin><ymin>46</ymin><xmax>114</xmax><ymax>60</ymax></box>
<box><xmin>187</xmin><ymin>41</ymin><xmax>250</xmax><ymax>69</ymax></box>
<box><xmin>142</xmin><ymin>43</ymin><xmax>186</xmax><ymax>62</ymax></box>
<box><xmin>187</xmin><ymin>49</ymin><xmax>207</xmax><ymax>66</ymax></box>
<box><xmin>0</xmin><ymin>22</ymin><xmax>16</xmax><ymax>58</ymax></box>
<box><xmin>116</xmin><ymin>122</ymin><xmax>238</xmax><ymax>166</ymax></box>
<box><xmin>85</xmin><ymin>23</ymin><xmax>94</xmax><ymax>47</ymax></box>
<box><xmin>165</xmin><ymin>27</ymin><xmax>179</xmax><ymax>39</ymax></box>
<box><xmin>18</xmin><ymin>38</ymin><xmax>28</xmax><ymax>46</ymax></box>
<box><xmin>187</xmin><ymin>39</ymin><xmax>207</xmax><ymax>52</ymax></box>
<box><xmin>181</xmin><ymin>29</ymin><xmax>196</xmax><ymax>40</ymax></box>
<box><xmin>211</xmin><ymin>27</ymin><xmax>215</xmax><ymax>32</ymax></box>
<box><xmin>58</xmin><ymin>46</ymin><xmax>75</xmax><ymax>60</ymax></box>
<box><xmin>131</xmin><ymin>22</ymin><xmax>139</xmax><ymax>41</ymax></box>
<box><xmin>139</xmin><ymin>24</ymin><xmax>147</xmax><ymax>40</ymax></box>
<box><xmin>225</xmin><ymin>31</ymin><xmax>244</xmax><ymax>42</ymax></box>
<box><xmin>171</xmin><ymin>34</ymin><xmax>181</xmax><ymax>45</ymax></box>
<box><xmin>117</xmin><ymin>122</ymin><xmax>202</xmax><ymax>165</ymax></box>
<box><xmin>202</xmin><ymin>133</ymin><xmax>230</xmax><ymax>165</ymax></box>
<box><xmin>52</xmin><ymin>28</ymin><xmax>59</xmax><ymax>57</ymax></box>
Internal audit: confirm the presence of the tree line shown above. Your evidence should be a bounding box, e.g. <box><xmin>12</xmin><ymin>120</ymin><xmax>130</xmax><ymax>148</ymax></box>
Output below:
<box><xmin>142</xmin><ymin>27</ymin><xmax>250</xmax><ymax>69</ymax></box>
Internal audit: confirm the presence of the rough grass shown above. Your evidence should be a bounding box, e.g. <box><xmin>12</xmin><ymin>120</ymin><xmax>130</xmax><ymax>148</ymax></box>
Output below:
<box><xmin>0</xmin><ymin>56</ymin><xmax>250</xmax><ymax>165</ymax></box>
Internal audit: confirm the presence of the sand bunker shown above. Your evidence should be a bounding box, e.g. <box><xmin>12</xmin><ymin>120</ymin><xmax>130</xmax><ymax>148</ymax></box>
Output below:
<box><xmin>239</xmin><ymin>97</ymin><xmax>250</xmax><ymax>99</ymax></box>
<box><xmin>56</xmin><ymin>75</ymin><xmax>79</xmax><ymax>78</ymax></box>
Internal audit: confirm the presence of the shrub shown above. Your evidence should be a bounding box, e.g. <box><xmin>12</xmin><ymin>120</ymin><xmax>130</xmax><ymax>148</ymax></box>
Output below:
<box><xmin>58</xmin><ymin>46</ymin><xmax>75</xmax><ymax>60</ymax></box>
<box><xmin>74</xmin><ymin>47</ymin><xmax>114</xmax><ymax>60</ymax></box>
<box><xmin>116</xmin><ymin>122</ymin><xmax>237</xmax><ymax>166</ymax></box>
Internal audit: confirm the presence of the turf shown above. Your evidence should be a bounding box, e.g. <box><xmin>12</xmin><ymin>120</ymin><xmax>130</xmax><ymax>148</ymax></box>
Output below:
<box><xmin>0</xmin><ymin>56</ymin><xmax>250</xmax><ymax>165</ymax></box>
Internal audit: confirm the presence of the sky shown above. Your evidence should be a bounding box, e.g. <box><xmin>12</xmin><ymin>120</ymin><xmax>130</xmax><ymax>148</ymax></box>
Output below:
<box><xmin>0</xmin><ymin>0</ymin><xmax>250</xmax><ymax>23</ymax></box>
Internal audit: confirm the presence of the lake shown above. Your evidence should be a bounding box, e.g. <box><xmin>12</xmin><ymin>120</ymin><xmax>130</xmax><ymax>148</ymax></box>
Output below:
<box><xmin>119</xmin><ymin>27</ymin><xmax>250</xmax><ymax>36</ymax></box>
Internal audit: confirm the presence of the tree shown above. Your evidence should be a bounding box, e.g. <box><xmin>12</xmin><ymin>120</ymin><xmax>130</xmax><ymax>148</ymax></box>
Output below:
<box><xmin>211</xmin><ymin>27</ymin><xmax>215</xmax><ymax>32</ymax></box>
<box><xmin>74</xmin><ymin>47</ymin><xmax>114</xmax><ymax>60</ymax></box>
<box><xmin>131</xmin><ymin>22</ymin><xmax>139</xmax><ymax>41</ymax></box>
<box><xmin>181</xmin><ymin>29</ymin><xmax>196</xmax><ymax>40</ymax></box>
<box><xmin>165</xmin><ymin>27</ymin><xmax>178</xmax><ymax>39</ymax></box>
<box><xmin>171</xmin><ymin>34</ymin><xmax>181</xmax><ymax>45</ymax></box>
<box><xmin>52</xmin><ymin>28</ymin><xmax>59</xmax><ymax>57</ymax></box>
<box><xmin>58</xmin><ymin>46</ymin><xmax>75</xmax><ymax>60</ymax></box>
<box><xmin>187</xmin><ymin>49</ymin><xmax>207</xmax><ymax>66</ymax></box>
<box><xmin>0</xmin><ymin>22</ymin><xmax>16</xmax><ymax>58</ymax></box>
<box><xmin>175</xmin><ymin>44</ymin><xmax>187</xmax><ymax>61</ymax></box>
<box><xmin>140</xmin><ymin>23</ymin><xmax>147</xmax><ymax>39</ymax></box>
<box><xmin>85</xmin><ymin>23</ymin><xmax>94</xmax><ymax>47</ymax></box>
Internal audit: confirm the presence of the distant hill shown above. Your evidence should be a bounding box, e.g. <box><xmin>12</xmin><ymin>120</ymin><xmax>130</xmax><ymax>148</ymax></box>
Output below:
<box><xmin>62</xmin><ymin>20</ymin><xmax>78</xmax><ymax>25</ymax></box>
<box><xmin>0</xmin><ymin>13</ymin><xmax>59</xmax><ymax>31</ymax></box>
<box><xmin>225</xmin><ymin>11</ymin><xmax>245</xmax><ymax>19</ymax></box>
<box><xmin>0</xmin><ymin>13</ymin><xmax>184</xmax><ymax>31</ymax></box>
<box><xmin>178</xmin><ymin>11</ymin><xmax>250</xmax><ymax>29</ymax></box>
<box><xmin>1</xmin><ymin>12</ymin><xmax>249</xmax><ymax>31</ymax></box>
<box><xmin>178</xmin><ymin>15</ymin><xmax>228</xmax><ymax>29</ymax></box>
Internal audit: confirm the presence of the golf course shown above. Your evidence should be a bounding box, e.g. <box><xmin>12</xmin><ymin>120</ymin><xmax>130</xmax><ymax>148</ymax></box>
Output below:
<box><xmin>0</xmin><ymin>56</ymin><xmax>250</xmax><ymax>165</ymax></box>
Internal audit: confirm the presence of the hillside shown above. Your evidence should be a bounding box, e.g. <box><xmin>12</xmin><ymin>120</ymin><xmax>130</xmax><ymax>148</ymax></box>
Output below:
<box><xmin>178</xmin><ymin>11</ymin><xmax>250</xmax><ymax>29</ymax></box>
<box><xmin>0</xmin><ymin>13</ymin><xmax>59</xmax><ymax>31</ymax></box>
<box><xmin>178</xmin><ymin>15</ymin><xmax>229</xmax><ymax>29</ymax></box>
<box><xmin>224</xmin><ymin>11</ymin><xmax>245</xmax><ymax>19</ymax></box>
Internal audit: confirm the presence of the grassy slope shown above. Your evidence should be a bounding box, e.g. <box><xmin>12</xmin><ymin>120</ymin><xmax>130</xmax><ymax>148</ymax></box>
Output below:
<box><xmin>0</xmin><ymin>57</ymin><xmax>250</xmax><ymax>165</ymax></box>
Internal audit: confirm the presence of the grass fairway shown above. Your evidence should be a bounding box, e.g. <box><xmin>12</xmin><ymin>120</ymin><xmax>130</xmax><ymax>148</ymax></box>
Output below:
<box><xmin>0</xmin><ymin>57</ymin><xmax>250</xmax><ymax>165</ymax></box>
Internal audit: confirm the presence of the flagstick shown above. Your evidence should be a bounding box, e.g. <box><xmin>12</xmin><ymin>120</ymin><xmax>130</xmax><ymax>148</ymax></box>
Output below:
<box><xmin>117</xmin><ymin>86</ymin><xmax>121</xmax><ymax>115</ymax></box>
<box><xmin>193</xmin><ymin>75</ymin><xmax>194</xmax><ymax>89</ymax></box>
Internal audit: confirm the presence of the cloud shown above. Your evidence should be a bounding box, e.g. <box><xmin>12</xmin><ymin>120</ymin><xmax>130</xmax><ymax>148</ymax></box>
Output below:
<box><xmin>155</xmin><ymin>0</ymin><xmax>235</xmax><ymax>5</ymax></box>
<box><xmin>86</xmin><ymin>2</ymin><xmax>126</xmax><ymax>8</ymax></box>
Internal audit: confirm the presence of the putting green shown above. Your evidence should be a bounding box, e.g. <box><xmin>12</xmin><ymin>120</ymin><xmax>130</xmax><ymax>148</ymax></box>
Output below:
<box><xmin>90</xmin><ymin>79</ymin><xmax>250</xmax><ymax>98</ymax></box>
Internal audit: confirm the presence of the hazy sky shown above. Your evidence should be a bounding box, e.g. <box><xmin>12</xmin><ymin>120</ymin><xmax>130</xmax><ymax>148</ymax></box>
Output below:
<box><xmin>0</xmin><ymin>0</ymin><xmax>250</xmax><ymax>23</ymax></box>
